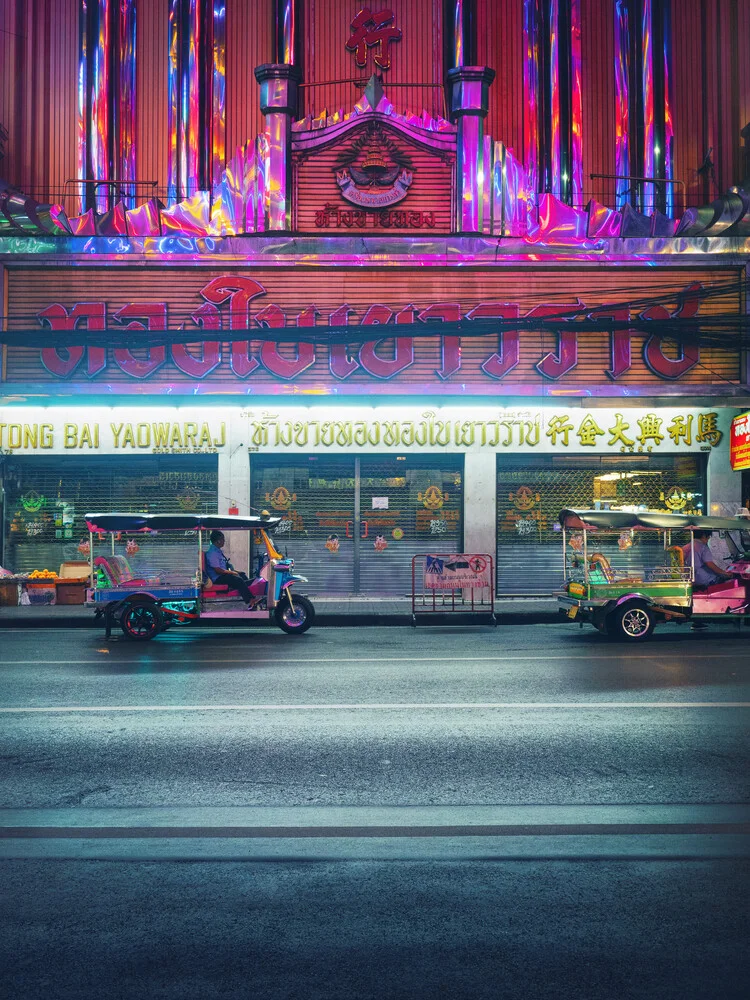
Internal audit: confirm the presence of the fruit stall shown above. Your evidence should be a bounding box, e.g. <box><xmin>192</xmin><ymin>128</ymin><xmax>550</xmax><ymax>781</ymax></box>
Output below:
<box><xmin>0</xmin><ymin>562</ymin><xmax>91</xmax><ymax>607</ymax></box>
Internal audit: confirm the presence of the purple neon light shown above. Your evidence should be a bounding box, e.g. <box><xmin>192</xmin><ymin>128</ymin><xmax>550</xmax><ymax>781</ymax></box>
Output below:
<box><xmin>168</xmin><ymin>0</ymin><xmax>226</xmax><ymax>203</ymax></box>
<box><xmin>662</xmin><ymin>3</ymin><xmax>674</xmax><ymax>216</ymax></box>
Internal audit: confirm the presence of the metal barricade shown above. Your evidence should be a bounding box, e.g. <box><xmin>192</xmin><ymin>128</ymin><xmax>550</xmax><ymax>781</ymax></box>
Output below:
<box><xmin>411</xmin><ymin>553</ymin><xmax>496</xmax><ymax>625</ymax></box>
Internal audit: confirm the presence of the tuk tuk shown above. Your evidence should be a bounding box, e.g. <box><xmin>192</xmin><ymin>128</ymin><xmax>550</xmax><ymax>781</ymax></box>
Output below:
<box><xmin>556</xmin><ymin>508</ymin><xmax>750</xmax><ymax>641</ymax></box>
<box><xmin>84</xmin><ymin>511</ymin><xmax>315</xmax><ymax>640</ymax></box>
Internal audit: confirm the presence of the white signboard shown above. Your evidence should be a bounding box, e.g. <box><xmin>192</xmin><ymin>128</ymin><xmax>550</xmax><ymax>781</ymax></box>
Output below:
<box><xmin>424</xmin><ymin>554</ymin><xmax>491</xmax><ymax>590</ymax></box>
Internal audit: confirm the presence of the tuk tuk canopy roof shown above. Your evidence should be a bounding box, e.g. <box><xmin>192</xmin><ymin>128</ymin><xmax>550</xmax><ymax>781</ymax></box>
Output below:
<box><xmin>85</xmin><ymin>512</ymin><xmax>281</xmax><ymax>533</ymax></box>
<box><xmin>558</xmin><ymin>509</ymin><xmax>750</xmax><ymax>531</ymax></box>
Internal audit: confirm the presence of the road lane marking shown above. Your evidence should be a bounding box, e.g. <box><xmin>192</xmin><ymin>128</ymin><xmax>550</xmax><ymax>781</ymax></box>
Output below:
<box><xmin>3</xmin><ymin>835</ymin><xmax>749</xmax><ymax>860</ymax></box>
<box><xmin>1</xmin><ymin>701</ymin><xmax>749</xmax><ymax>713</ymax></box>
<box><xmin>1</xmin><ymin>653</ymin><xmax>745</xmax><ymax>666</ymax></box>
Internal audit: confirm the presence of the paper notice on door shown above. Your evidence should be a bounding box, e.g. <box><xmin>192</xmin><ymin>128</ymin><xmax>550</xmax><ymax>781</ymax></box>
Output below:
<box><xmin>372</xmin><ymin>497</ymin><xmax>389</xmax><ymax>509</ymax></box>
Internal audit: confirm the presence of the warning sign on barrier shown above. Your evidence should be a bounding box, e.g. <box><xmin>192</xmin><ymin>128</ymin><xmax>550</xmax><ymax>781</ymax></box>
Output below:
<box><xmin>424</xmin><ymin>554</ymin><xmax>491</xmax><ymax>589</ymax></box>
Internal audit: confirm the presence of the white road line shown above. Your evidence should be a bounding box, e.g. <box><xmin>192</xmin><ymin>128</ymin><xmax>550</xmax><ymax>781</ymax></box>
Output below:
<box><xmin>0</xmin><ymin>653</ymin><xmax>744</xmax><ymax>666</ymax></box>
<box><xmin>1</xmin><ymin>701</ymin><xmax>749</xmax><ymax>714</ymax></box>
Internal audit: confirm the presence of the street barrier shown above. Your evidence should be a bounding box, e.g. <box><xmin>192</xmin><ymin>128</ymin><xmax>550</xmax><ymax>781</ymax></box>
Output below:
<box><xmin>411</xmin><ymin>553</ymin><xmax>496</xmax><ymax>625</ymax></box>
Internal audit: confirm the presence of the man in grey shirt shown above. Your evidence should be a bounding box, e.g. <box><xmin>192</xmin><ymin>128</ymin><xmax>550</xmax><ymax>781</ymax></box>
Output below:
<box><xmin>681</xmin><ymin>530</ymin><xmax>735</xmax><ymax>588</ymax></box>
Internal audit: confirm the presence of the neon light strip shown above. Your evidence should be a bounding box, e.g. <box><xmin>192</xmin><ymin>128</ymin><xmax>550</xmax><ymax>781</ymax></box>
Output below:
<box><xmin>569</xmin><ymin>0</ymin><xmax>583</xmax><ymax>207</ymax></box>
<box><xmin>614</xmin><ymin>0</ymin><xmax>630</xmax><ymax>207</ymax></box>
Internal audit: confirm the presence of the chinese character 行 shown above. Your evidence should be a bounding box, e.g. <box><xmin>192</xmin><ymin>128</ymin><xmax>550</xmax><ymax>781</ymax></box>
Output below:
<box><xmin>346</xmin><ymin>8</ymin><xmax>402</xmax><ymax>70</ymax></box>
<box><xmin>546</xmin><ymin>415</ymin><xmax>575</xmax><ymax>447</ymax></box>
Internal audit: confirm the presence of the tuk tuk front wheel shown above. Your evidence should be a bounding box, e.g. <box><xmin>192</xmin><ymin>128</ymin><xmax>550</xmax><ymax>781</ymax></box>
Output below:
<box><xmin>120</xmin><ymin>599</ymin><xmax>163</xmax><ymax>640</ymax></box>
<box><xmin>274</xmin><ymin>594</ymin><xmax>315</xmax><ymax>634</ymax></box>
<box><xmin>606</xmin><ymin>601</ymin><xmax>655</xmax><ymax>642</ymax></box>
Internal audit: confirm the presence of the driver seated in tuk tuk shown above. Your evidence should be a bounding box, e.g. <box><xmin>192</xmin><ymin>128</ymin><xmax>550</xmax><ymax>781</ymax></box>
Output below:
<box><xmin>204</xmin><ymin>530</ymin><xmax>255</xmax><ymax>608</ymax></box>
<box><xmin>681</xmin><ymin>530</ymin><xmax>735</xmax><ymax>589</ymax></box>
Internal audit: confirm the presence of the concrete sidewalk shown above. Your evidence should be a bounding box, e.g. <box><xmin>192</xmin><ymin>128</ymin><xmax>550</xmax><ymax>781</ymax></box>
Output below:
<box><xmin>0</xmin><ymin>596</ymin><xmax>560</xmax><ymax>628</ymax></box>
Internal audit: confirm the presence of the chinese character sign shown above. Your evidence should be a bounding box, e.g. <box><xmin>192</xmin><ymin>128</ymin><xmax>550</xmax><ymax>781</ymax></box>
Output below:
<box><xmin>730</xmin><ymin>412</ymin><xmax>750</xmax><ymax>471</ymax></box>
<box><xmin>346</xmin><ymin>8</ymin><xmax>402</xmax><ymax>70</ymax></box>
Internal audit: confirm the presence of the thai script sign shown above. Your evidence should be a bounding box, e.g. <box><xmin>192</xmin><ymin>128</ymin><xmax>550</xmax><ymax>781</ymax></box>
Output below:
<box><xmin>0</xmin><ymin>406</ymin><xmax>726</xmax><ymax>456</ymax></box>
<box><xmin>244</xmin><ymin>408</ymin><xmax>724</xmax><ymax>454</ymax></box>
<box><xmin>730</xmin><ymin>411</ymin><xmax>750</xmax><ymax>471</ymax></box>
<box><xmin>424</xmin><ymin>554</ymin><xmax>492</xmax><ymax>589</ymax></box>
<box><xmin>4</xmin><ymin>272</ymin><xmax>739</xmax><ymax>390</ymax></box>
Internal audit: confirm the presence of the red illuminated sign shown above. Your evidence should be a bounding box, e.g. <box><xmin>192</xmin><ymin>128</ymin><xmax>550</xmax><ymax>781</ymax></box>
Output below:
<box><xmin>26</xmin><ymin>276</ymin><xmax>709</xmax><ymax>384</ymax></box>
<box><xmin>730</xmin><ymin>412</ymin><xmax>750</xmax><ymax>471</ymax></box>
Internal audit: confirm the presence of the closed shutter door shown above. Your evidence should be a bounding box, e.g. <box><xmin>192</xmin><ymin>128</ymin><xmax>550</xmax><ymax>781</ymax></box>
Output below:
<box><xmin>496</xmin><ymin>454</ymin><xmax>706</xmax><ymax>595</ymax></box>
<box><xmin>358</xmin><ymin>456</ymin><xmax>464</xmax><ymax>597</ymax></box>
<box><xmin>251</xmin><ymin>456</ymin><xmax>357</xmax><ymax>596</ymax></box>
<box><xmin>3</xmin><ymin>456</ymin><xmax>217</xmax><ymax>576</ymax></box>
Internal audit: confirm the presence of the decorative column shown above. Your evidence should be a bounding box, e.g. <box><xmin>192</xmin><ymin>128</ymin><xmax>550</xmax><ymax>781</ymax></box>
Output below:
<box><xmin>254</xmin><ymin>63</ymin><xmax>301</xmax><ymax>231</ymax></box>
<box><xmin>253</xmin><ymin>1</ymin><xmax>302</xmax><ymax>231</ymax></box>
<box><xmin>446</xmin><ymin>66</ymin><xmax>495</xmax><ymax>233</ymax></box>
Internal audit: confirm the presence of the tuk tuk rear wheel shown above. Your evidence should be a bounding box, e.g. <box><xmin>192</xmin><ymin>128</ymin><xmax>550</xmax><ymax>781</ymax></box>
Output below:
<box><xmin>274</xmin><ymin>594</ymin><xmax>314</xmax><ymax>634</ymax></box>
<box><xmin>607</xmin><ymin>601</ymin><xmax>655</xmax><ymax>642</ymax></box>
<box><xmin>120</xmin><ymin>600</ymin><xmax>163</xmax><ymax>640</ymax></box>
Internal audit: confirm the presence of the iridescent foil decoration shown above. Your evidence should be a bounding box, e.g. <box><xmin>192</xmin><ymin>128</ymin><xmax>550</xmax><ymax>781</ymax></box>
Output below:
<box><xmin>168</xmin><ymin>0</ymin><xmax>226</xmax><ymax>204</ymax></box>
<box><xmin>523</xmin><ymin>0</ymin><xmax>582</xmax><ymax>210</ymax></box>
<box><xmin>614</xmin><ymin>0</ymin><xmax>673</xmax><ymax>216</ymax></box>
<box><xmin>614</xmin><ymin>0</ymin><xmax>630</xmax><ymax>207</ymax></box>
<box><xmin>77</xmin><ymin>1</ymin><xmax>136</xmax><ymax>214</ymax></box>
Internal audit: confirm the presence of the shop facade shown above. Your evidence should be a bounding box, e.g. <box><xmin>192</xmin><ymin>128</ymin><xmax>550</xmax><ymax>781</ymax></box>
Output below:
<box><xmin>0</xmin><ymin>399</ymin><xmax>737</xmax><ymax>597</ymax></box>
<box><xmin>1</xmin><ymin>1</ymin><xmax>748</xmax><ymax>597</ymax></box>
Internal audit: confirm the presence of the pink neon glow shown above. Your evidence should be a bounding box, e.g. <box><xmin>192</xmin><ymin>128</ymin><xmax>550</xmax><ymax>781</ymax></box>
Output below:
<box><xmin>662</xmin><ymin>12</ymin><xmax>674</xmax><ymax>215</ymax></box>
<box><xmin>614</xmin><ymin>0</ymin><xmax>630</xmax><ymax>207</ymax></box>
<box><xmin>642</xmin><ymin>0</ymin><xmax>655</xmax><ymax>212</ymax></box>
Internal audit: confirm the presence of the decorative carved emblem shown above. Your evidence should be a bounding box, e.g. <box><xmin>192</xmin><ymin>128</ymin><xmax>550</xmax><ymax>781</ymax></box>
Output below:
<box><xmin>335</xmin><ymin>123</ymin><xmax>414</xmax><ymax>209</ymax></box>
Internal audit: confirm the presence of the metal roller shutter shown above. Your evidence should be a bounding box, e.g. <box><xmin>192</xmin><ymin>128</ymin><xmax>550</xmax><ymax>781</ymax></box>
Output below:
<box><xmin>251</xmin><ymin>456</ymin><xmax>357</xmax><ymax>596</ymax></box>
<box><xmin>250</xmin><ymin>454</ymin><xmax>464</xmax><ymax>597</ymax></box>
<box><xmin>2</xmin><ymin>455</ymin><xmax>218</xmax><ymax>577</ymax></box>
<box><xmin>496</xmin><ymin>454</ymin><xmax>707</xmax><ymax>596</ymax></box>
<box><xmin>358</xmin><ymin>456</ymin><xmax>463</xmax><ymax>597</ymax></box>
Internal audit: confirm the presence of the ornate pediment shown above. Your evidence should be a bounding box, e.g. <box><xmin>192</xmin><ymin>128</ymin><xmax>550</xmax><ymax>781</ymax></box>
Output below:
<box><xmin>292</xmin><ymin>77</ymin><xmax>455</xmax><ymax>233</ymax></box>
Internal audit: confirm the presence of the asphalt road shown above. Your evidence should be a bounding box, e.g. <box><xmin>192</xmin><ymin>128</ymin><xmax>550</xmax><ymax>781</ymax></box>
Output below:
<box><xmin>1</xmin><ymin>623</ymin><xmax>749</xmax><ymax>999</ymax></box>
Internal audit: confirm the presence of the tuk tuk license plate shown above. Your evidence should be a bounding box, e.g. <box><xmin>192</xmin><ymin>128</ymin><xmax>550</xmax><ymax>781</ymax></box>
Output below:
<box><xmin>567</xmin><ymin>605</ymin><xmax>579</xmax><ymax>619</ymax></box>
